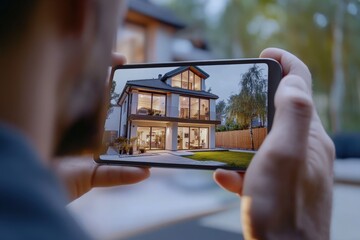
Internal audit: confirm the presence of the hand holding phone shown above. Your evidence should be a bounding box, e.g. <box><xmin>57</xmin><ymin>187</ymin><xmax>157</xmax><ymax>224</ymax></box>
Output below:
<box><xmin>96</xmin><ymin>58</ymin><xmax>282</xmax><ymax>171</ymax></box>
<box><xmin>215</xmin><ymin>48</ymin><xmax>334</xmax><ymax>239</ymax></box>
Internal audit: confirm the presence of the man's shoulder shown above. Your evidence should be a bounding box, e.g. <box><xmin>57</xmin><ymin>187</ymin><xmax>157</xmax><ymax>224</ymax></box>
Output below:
<box><xmin>0</xmin><ymin>124</ymin><xmax>91</xmax><ymax>240</ymax></box>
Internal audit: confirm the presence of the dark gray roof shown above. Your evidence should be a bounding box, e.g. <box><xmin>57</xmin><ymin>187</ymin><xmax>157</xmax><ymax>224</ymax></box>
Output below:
<box><xmin>161</xmin><ymin>66</ymin><xmax>209</xmax><ymax>82</ymax></box>
<box><xmin>125</xmin><ymin>79</ymin><xmax>219</xmax><ymax>99</ymax></box>
<box><xmin>129</xmin><ymin>0</ymin><xmax>185</xmax><ymax>29</ymax></box>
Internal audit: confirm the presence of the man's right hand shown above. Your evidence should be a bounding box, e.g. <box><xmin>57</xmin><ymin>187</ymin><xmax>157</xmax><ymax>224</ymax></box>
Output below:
<box><xmin>214</xmin><ymin>48</ymin><xmax>335</xmax><ymax>239</ymax></box>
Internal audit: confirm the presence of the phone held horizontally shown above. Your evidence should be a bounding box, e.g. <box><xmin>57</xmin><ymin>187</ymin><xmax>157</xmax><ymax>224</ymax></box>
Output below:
<box><xmin>95</xmin><ymin>59</ymin><xmax>282</xmax><ymax>171</ymax></box>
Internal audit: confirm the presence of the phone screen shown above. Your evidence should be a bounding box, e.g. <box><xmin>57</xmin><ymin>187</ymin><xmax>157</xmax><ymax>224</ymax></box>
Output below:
<box><xmin>99</xmin><ymin>59</ymin><xmax>281</xmax><ymax>170</ymax></box>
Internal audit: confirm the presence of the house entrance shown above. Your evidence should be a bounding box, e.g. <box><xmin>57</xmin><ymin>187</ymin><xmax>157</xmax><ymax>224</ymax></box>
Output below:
<box><xmin>177</xmin><ymin>127</ymin><xmax>208</xmax><ymax>150</ymax></box>
<box><xmin>137</xmin><ymin>127</ymin><xmax>165</xmax><ymax>150</ymax></box>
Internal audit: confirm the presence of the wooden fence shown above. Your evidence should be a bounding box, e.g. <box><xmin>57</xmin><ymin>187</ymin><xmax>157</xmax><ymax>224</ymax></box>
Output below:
<box><xmin>215</xmin><ymin>128</ymin><xmax>267</xmax><ymax>150</ymax></box>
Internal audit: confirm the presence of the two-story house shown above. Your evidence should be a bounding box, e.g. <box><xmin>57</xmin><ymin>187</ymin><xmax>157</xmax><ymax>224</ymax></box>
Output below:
<box><xmin>117</xmin><ymin>66</ymin><xmax>221</xmax><ymax>151</ymax></box>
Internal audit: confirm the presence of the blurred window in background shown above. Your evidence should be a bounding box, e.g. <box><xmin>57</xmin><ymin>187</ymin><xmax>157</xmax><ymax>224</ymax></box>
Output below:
<box><xmin>116</xmin><ymin>22</ymin><xmax>146</xmax><ymax>63</ymax></box>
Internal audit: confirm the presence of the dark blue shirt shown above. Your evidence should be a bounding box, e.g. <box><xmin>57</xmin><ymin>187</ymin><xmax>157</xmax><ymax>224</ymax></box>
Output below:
<box><xmin>0</xmin><ymin>124</ymin><xmax>91</xmax><ymax>240</ymax></box>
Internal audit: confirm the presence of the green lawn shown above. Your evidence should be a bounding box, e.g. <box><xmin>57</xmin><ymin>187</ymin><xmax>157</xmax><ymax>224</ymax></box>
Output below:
<box><xmin>184</xmin><ymin>151</ymin><xmax>254</xmax><ymax>168</ymax></box>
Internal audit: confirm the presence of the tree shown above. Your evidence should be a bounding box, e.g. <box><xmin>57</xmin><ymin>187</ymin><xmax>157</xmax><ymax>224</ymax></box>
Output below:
<box><xmin>107</xmin><ymin>80</ymin><xmax>119</xmax><ymax>117</ymax></box>
<box><xmin>330</xmin><ymin>0</ymin><xmax>345</xmax><ymax>133</ymax></box>
<box><xmin>227</xmin><ymin>64</ymin><xmax>266</xmax><ymax>150</ymax></box>
<box><xmin>159</xmin><ymin>0</ymin><xmax>360</xmax><ymax>132</ymax></box>
<box><xmin>216</xmin><ymin>100</ymin><xmax>226</xmax><ymax>122</ymax></box>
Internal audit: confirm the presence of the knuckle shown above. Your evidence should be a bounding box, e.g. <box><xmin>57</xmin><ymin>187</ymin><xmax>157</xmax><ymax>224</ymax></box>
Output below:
<box><xmin>277</xmin><ymin>76</ymin><xmax>314</xmax><ymax>116</ymax></box>
<box><xmin>266</xmin><ymin>145</ymin><xmax>304</xmax><ymax>164</ymax></box>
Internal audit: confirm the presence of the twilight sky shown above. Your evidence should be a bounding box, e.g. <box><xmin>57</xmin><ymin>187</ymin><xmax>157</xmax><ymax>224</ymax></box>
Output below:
<box><xmin>113</xmin><ymin>63</ymin><xmax>268</xmax><ymax>102</ymax></box>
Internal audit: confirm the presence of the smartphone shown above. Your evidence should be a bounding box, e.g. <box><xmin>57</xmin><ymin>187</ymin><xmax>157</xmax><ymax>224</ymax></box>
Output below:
<box><xmin>95</xmin><ymin>59</ymin><xmax>282</xmax><ymax>171</ymax></box>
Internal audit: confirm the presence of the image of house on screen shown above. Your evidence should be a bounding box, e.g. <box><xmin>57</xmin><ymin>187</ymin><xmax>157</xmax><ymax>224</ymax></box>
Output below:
<box><xmin>117</xmin><ymin>66</ymin><xmax>221</xmax><ymax>151</ymax></box>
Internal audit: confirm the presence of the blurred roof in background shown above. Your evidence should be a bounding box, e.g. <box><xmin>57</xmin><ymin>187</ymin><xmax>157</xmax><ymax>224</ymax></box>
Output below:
<box><xmin>115</xmin><ymin>0</ymin><xmax>214</xmax><ymax>63</ymax></box>
<box><xmin>129</xmin><ymin>0</ymin><xmax>185</xmax><ymax>29</ymax></box>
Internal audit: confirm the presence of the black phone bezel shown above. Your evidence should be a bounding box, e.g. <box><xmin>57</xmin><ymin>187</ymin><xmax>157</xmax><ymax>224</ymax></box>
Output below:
<box><xmin>94</xmin><ymin>58</ymin><xmax>282</xmax><ymax>171</ymax></box>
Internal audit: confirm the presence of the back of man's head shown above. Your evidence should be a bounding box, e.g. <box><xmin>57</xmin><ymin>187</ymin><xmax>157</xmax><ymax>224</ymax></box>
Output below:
<box><xmin>0</xmin><ymin>0</ymin><xmax>123</xmax><ymax>160</ymax></box>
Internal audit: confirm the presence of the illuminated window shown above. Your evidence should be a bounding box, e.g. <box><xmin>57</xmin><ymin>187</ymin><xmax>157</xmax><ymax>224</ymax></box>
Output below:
<box><xmin>190</xmin><ymin>98</ymin><xmax>199</xmax><ymax>119</ymax></box>
<box><xmin>171</xmin><ymin>70</ymin><xmax>202</xmax><ymax>91</ymax></box>
<box><xmin>137</xmin><ymin>92</ymin><xmax>166</xmax><ymax>116</ymax></box>
<box><xmin>137</xmin><ymin>127</ymin><xmax>165</xmax><ymax>150</ymax></box>
<box><xmin>194</xmin><ymin>75</ymin><xmax>201</xmax><ymax>90</ymax></box>
<box><xmin>172</xmin><ymin>74</ymin><xmax>181</xmax><ymax>88</ymax></box>
<box><xmin>181</xmin><ymin>71</ymin><xmax>189</xmax><ymax>89</ymax></box>
<box><xmin>179</xmin><ymin>96</ymin><xmax>189</xmax><ymax>118</ymax></box>
<box><xmin>200</xmin><ymin>99</ymin><xmax>209</xmax><ymax>120</ymax></box>
<box><xmin>177</xmin><ymin>127</ymin><xmax>208</xmax><ymax>150</ymax></box>
<box><xmin>189</xmin><ymin>71</ymin><xmax>194</xmax><ymax>90</ymax></box>
<box><xmin>179</xmin><ymin>96</ymin><xmax>209</xmax><ymax>120</ymax></box>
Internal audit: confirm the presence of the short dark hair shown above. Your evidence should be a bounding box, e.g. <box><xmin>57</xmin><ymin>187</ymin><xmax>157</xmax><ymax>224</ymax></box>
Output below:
<box><xmin>0</xmin><ymin>0</ymin><xmax>38</xmax><ymax>50</ymax></box>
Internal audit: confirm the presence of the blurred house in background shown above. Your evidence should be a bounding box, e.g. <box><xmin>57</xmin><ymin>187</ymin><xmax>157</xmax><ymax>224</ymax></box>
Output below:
<box><xmin>105</xmin><ymin>0</ymin><xmax>215</xmax><ymax>142</ymax></box>
<box><xmin>115</xmin><ymin>0</ymin><xmax>214</xmax><ymax>63</ymax></box>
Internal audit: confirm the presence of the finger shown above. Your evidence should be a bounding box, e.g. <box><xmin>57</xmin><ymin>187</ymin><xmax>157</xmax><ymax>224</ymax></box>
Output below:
<box><xmin>91</xmin><ymin>165</ymin><xmax>150</xmax><ymax>187</ymax></box>
<box><xmin>260</xmin><ymin>48</ymin><xmax>312</xmax><ymax>91</ymax></box>
<box><xmin>213</xmin><ymin>169</ymin><xmax>244</xmax><ymax>195</ymax></box>
<box><xmin>260</xmin><ymin>74</ymin><xmax>313</xmax><ymax>167</ymax></box>
<box><xmin>107</xmin><ymin>53</ymin><xmax>127</xmax><ymax>83</ymax></box>
<box><xmin>111</xmin><ymin>52</ymin><xmax>126</xmax><ymax>67</ymax></box>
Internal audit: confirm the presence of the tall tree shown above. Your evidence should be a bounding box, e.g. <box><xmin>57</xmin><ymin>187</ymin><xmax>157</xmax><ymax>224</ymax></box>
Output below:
<box><xmin>107</xmin><ymin>80</ymin><xmax>120</xmax><ymax>117</ymax></box>
<box><xmin>159</xmin><ymin>0</ymin><xmax>360</xmax><ymax>131</ymax></box>
<box><xmin>227</xmin><ymin>64</ymin><xmax>266</xmax><ymax>150</ymax></box>
<box><xmin>330</xmin><ymin>0</ymin><xmax>345</xmax><ymax>133</ymax></box>
<box><xmin>216</xmin><ymin>100</ymin><xmax>226</xmax><ymax>122</ymax></box>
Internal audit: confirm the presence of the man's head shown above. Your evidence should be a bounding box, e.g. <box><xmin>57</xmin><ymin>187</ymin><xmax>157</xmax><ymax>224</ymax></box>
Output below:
<box><xmin>0</xmin><ymin>0</ymin><xmax>124</xmax><ymax>159</ymax></box>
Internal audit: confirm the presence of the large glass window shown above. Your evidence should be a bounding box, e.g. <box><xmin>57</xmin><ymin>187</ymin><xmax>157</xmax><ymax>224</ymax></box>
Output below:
<box><xmin>179</xmin><ymin>96</ymin><xmax>189</xmax><ymax>118</ymax></box>
<box><xmin>172</xmin><ymin>74</ymin><xmax>181</xmax><ymax>88</ymax></box>
<box><xmin>137</xmin><ymin>93</ymin><xmax>152</xmax><ymax>115</ymax></box>
<box><xmin>137</xmin><ymin>92</ymin><xmax>166</xmax><ymax>116</ymax></box>
<box><xmin>171</xmin><ymin>70</ymin><xmax>202</xmax><ymax>91</ymax></box>
<box><xmin>178</xmin><ymin>127</ymin><xmax>190</xmax><ymax>150</ymax></box>
<box><xmin>177</xmin><ymin>127</ymin><xmax>208</xmax><ymax>149</ymax></box>
<box><xmin>137</xmin><ymin>127</ymin><xmax>165</xmax><ymax>150</ymax></box>
<box><xmin>137</xmin><ymin>127</ymin><xmax>150</xmax><ymax>149</ymax></box>
<box><xmin>151</xmin><ymin>127</ymin><xmax>166</xmax><ymax>150</ymax></box>
<box><xmin>179</xmin><ymin>96</ymin><xmax>210</xmax><ymax>120</ymax></box>
<box><xmin>194</xmin><ymin>75</ymin><xmax>201</xmax><ymax>91</ymax></box>
<box><xmin>152</xmin><ymin>94</ymin><xmax>166</xmax><ymax>116</ymax></box>
<box><xmin>200</xmin><ymin>99</ymin><xmax>210</xmax><ymax>120</ymax></box>
<box><xmin>189</xmin><ymin>71</ymin><xmax>194</xmax><ymax>90</ymax></box>
<box><xmin>200</xmin><ymin>128</ymin><xmax>209</xmax><ymax>148</ymax></box>
<box><xmin>190</xmin><ymin>98</ymin><xmax>200</xmax><ymax>119</ymax></box>
<box><xmin>181</xmin><ymin>71</ymin><xmax>189</xmax><ymax>89</ymax></box>
<box><xmin>190</xmin><ymin>128</ymin><xmax>199</xmax><ymax>149</ymax></box>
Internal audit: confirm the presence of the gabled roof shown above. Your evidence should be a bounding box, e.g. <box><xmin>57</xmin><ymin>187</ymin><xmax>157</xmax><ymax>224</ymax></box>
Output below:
<box><xmin>124</xmin><ymin>78</ymin><xmax>218</xmax><ymax>99</ymax></box>
<box><xmin>129</xmin><ymin>0</ymin><xmax>185</xmax><ymax>29</ymax></box>
<box><xmin>160</xmin><ymin>66</ymin><xmax>209</xmax><ymax>82</ymax></box>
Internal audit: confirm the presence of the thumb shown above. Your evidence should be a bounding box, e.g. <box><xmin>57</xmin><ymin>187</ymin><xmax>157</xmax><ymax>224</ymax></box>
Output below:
<box><xmin>261</xmin><ymin>74</ymin><xmax>313</xmax><ymax>168</ymax></box>
<box><xmin>240</xmin><ymin>73</ymin><xmax>314</xmax><ymax>240</ymax></box>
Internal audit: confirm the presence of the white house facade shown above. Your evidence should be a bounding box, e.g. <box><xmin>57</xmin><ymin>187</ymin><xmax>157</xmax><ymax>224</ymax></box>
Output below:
<box><xmin>116</xmin><ymin>66</ymin><xmax>220</xmax><ymax>151</ymax></box>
